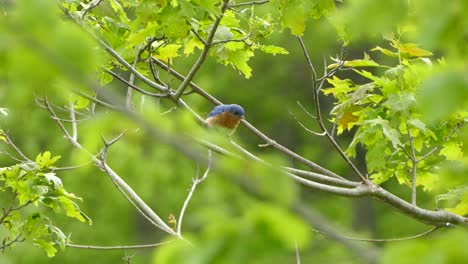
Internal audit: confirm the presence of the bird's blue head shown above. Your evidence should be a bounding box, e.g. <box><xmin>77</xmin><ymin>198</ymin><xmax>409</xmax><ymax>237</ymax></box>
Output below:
<box><xmin>208</xmin><ymin>104</ymin><xmax>245</xmax><ymax>118</ymax></box>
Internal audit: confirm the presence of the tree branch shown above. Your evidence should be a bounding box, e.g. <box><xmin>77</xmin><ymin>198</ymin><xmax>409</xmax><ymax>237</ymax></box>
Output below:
<box><xmin>229</xmin><ymin>0</ymin><xmax>269</xmax><ymax>8</ymax></box>
<box><xmin>0</xmin><ymin>131</ymin><xmax>33</xmax><ymax>163</ymax></box>
<box><xmin>177</xmin><ymin>150</ymin><xmax>212</xmax><ymax>235</ymax></box>
<box><xmin>297</xmin><ymin>37</ymin><xmax>368</xmax><ymax>183</ymax></box>
<box><xmin>313</xmin><ymin>226</ymin><xmax>440</xmax><ymax>243</ymax></box>
<box><xmin>172</xmin><ymin>0</ymin><xmax>230</xmax><ymax>101</ymax></box>
<box><xmin>65</xmin><ymin>241</ymin><xmax>172</xmax><ymax>250</ymax></box>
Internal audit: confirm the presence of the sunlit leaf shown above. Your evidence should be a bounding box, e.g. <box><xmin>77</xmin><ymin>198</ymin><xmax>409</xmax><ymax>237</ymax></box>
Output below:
<box><xmin>34</xmin><ymin>239</ymin><xmax>57</xmax><ymax>258</ymax></box>
<box><xmin>397</xmin><ymin>43</ymin><xmax>433</xmax><ymax>57</ymax></box>
<box><xmin>257</xmin><ymin>45</ymin><xmax>289</xmax><ymax>55</ymax></box>
<box><xmin>154</xmin><ymin>44</ymin><xmax>182</xmax><ymax>62</ymax></box>
<box><xmin>371</xmin><ymin>46</ymin><xmax>398</xmax><ymax>57</ymax></box>
<box><xmin>440</xmin><ymin>141</ymin><xmax>464</xmax><ymax>161</ymax></box>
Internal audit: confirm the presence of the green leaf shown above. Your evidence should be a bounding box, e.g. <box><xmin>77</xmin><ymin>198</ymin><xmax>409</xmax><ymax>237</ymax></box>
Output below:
<box><xmin>0</xmin><ymin>129</ymin><xmax>5</xmax><ymax>142</ymax></box>
<box><xmin>36</xmin><ymin>152</ymin><xmax>61</xmax><ymax>169</ymax></box>
<box><xmin>34</xmin><ymin>239</ymin><xmax>57</xmax><ymax>258</ymax></box>
<box><xmin>366</xmin><ymin>140</ymin><xmax>387</xmax><ymax>172</ymax></box>
<box><xmin>370</xmin><ymin>46</ymin><xmax>398</xmax><ymax>57</ymax></box>
<box><xmin>226</xmin><ymin>48</ymin><xmax>254</xmax><ymax>78</ymax></box>
<box><xmin>257</xmin><ymin>45</ymin><xmax>289</xmax><ymax>55</ymax></box>
<box><xmin>397</xmin><ymin>42</ymin><xmax>433</xmax><ymax>57</ymax></box>
<box><xmin>43</xmin><ymin>172</ymin><xmax>63</xmax><ymax>189</ymax></box>
<box><xmin>323</xmin><ymin>76</ymin><xmax>353</xmax><ymax>98</ymax></box>
<box><xmin>440</xmin><ymin>141</ymin><xmax>464</xmax><ymax>161</ymax></box>
<box><xmin>280</xmin><ymin>0</ymin><xmax>306</xmax><ymax>36</ymax></box>
<box><xmin>72</xmin><ymin>95</ymin><xmax>90</xmax><ymax>110</ymax></box>
<box><xmin>183</xmin><ymin>37</ymin><xmax>203</xmax><ymax>55</ymax></box>
<box><xmin>370</xmin><ymin>171</ymin><xmax>393</xmax><ymax>185</ymax></box>
<box><xmin>154</xmin><ymin>44</ymin><xmax>182</xmax><ymax>62</ymax></box>
<box><xmin>328</xmin><ymin>53</ymin><xmax>381</xmax><ymax>68</ymax></box>
<box><xmin>58</xmin><ymin>196</ymin><xmax>88</xmax><ymax>223</ymax></box>
<box><xmin>416</xmin><ymin>172</ymin><xmax>439</xmax><ymax>191</ymax></box>
<box><xmin>126</xmin><ymin>22</ymin><xmax>159</xmax><ymax>48</ymax></box>
<box><xmin>383</xmin><ymin>92</ymin><xmax>416</xmax><ymax>113</ymax></box>
<box><xmin>365</xmin><ymin>117</ymin><xmax>402</xmax><ymax>149</ymax></box>
<box><xmin>446</xmin><ymin>192</ymin><xmax>468</xmax><ymax>216</ymax></box>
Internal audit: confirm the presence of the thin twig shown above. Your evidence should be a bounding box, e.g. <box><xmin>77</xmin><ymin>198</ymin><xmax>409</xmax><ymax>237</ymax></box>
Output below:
<box><xmin>97</xmin><ymin>132</ymin><xmax>178</xmax><ymax>236</ymax></box>
<box><xmin>295</xmin><ymin>242</ymin><xmax>301</xmax><ymax>264</ymax></box>
<box><xmin>65</xmin><ymin>241</ymin><xmax>172</xmax><ymax>250</ymax></box>
<box><xmin>81</xmin><ymin>0</ymin><xmax>104</xmax><ymax>20</ymax></box>
<box><xmin>289</xmin><ymin>111</ymin><xmax>326</xmax><ymax>136</ymax></box>
<box><xmin>126</xmin><ymin>37</ymin><xmax>161</xmax><ymax>109</ymax></box>
<box><xmin>51</xmin><ymin>160</ymin><xmax>94</xmax><ymax>171</ymax></box>
<box><xmin>297</xmin><ymin>38</ymin><xmax>368</xmax><ymax>183</ymax></box>
<box><xmin>103</xmin><ymin>69</ymin><xmax>169</xmax><ymax>97</ymax></box>
<box><xmin>177</xmin><ymin>150</ymin><xmax>212</xmax><ymax>235</ymax></box>
<box><xmin>212</xmin><ymin>32</ymin><xmax>252</xmax><ymax>45</ymax></box>
<box><xmin>229</xmin><ymin>0</ymin><xmax>269</xmax><ymax>8</ymax></box>
<box><xmin>0</xmin><ymin>234</ymin><xmax>24</xmax><ymax>250</ymax></box>
<box><xmin>1</xmin><ymin>131</ymin><xmax>33</xmax><ymax>162</ymax></box>
<box><xmin>69</xmin><ymin>102</ymin><xmax>78</xmax><ymax>141</ymax></box>
<box><xmin>297</xmin><ymin>37</ymin><xmax>317</xmax><ymax>81</ymax></box>
<box><xmin>406</xmin><ymin>122</ymin><xmax>418</xmax><ymax>206</ymax></box>
<box><xmin>313</xmin><ymin>226</ymin><xmax>440</xmax><ymax>242</ymax></box>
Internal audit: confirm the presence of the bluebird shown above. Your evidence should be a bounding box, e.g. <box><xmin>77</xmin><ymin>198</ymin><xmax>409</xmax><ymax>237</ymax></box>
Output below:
<box><xmin>206</xmin><ymin>104</ymin><xmax>245</xmax><ymax>134</ymax></box>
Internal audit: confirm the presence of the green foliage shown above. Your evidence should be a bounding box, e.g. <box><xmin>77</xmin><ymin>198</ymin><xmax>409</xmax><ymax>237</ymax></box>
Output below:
<box><xmin>0</xmin><ymin>151</ymin><xmax>90</xmax><ymax>257</ymax></box>
<box><xmin>152</xmin><ymin>202</ymin><xmax>311</xmax><ymax>263</ymax></box>
<box><xmin>381</xmin><ymin>229</ymin><xmax>468</xmax><ymax>264</ymax></box>
<box><xmin>324</xmin><ymin>32</ymin><xmax>467</xmax><ymax>212</ymax></box>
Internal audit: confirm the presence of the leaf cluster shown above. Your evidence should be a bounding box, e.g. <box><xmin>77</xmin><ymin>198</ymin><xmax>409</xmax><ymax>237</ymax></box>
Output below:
<box><xmin>0</xmin><ymin>151</ymin><xmax>90</xmax><ymax>257</ymax></box>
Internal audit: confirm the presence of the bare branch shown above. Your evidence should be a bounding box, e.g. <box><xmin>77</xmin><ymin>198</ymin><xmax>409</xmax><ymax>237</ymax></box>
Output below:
<box><xmin>0</xmin><ymin>234</ymin><xmax>24</xmax><ymax>251</ymax></box>
<box><xmin>103</xmin><ymin>70</ymin><xmax>169</xmax><ymax>98</ymax></box>
<box><xmin>96</xmin><ymin>38</ymin><xmax>169</xmax><ymax>93</ymax></box>
<box><xmin>229</xmin><ymin>0</ymin><xmax>269</xmax><ymax>8</ymax></box>
<box><xmin>126</xmin><ymin>37</ymin><xmax>161</xmax><ymax>109</ymax></box>
<box><xmin>177</xmin><ymin>150</ymin><xmax>212</xmax><ymax>235</ymax></box>
<box><xmin>289</xmin><ymin>111</ymin><xmax>326</xmax><ymax>137</ymax></box>
<box><xmin>69</xmin><ymin>102</ymin><xmax>78</xmax><ymax>141</ymax></box>
<box><xmin>81</xmin><ymin>0</ymin><xmax>104</xmax><ymax>20</ymax></box>
<box><xmin>297</xmin><ymin>39</ymin><xmax>368</xmax><ymax>183</ymax></box>
<box><xmin>295</xmin><ymin>242</ymin><xmax>301</xmax><ymax>264</ymax></box>
<box><xmin>406</xmin><ymin>124</ymin><xmax>418</xmax><ymax>206</ymax></box>
<box><xmin>72</xmin><ymin>90</ymin><xmax>119</xmax><ymax>111</ymax></box>
<box><xmin>313</xmin><ymin>226</ymin><xmax>440</xmax><ymax>242</ymax></box>
<box><xmin>189</xmin><ymin>28</ymin><xmax>208</xmax><ymax>46</ymax></box>
<box><xmin>0</xmin><ymin>131</ymin><xmax>33</xmax><ymax>163</ymax></box>
<box><xmin>283</xmin><ymin>167</ymin><xmax>359</xmax><ymax>188</ymax></box>
<box><xmin>212</xmin><ymin>32</ymin><xmax>252</xmax><ymax>45</ymax></box>
<box><xmin>65</xmin><ymin>241</ymin><xmax>172</xmax><ymax>250</ymax></box>
<box><xmin>51</xmin><ymin>160</ymin><xmax>94</xmax><ymax>171</ymax></box>
<box><xmin>297</xmin><ymin>37</ymin><xmax>317</xmax><ymax>82</ymax></box>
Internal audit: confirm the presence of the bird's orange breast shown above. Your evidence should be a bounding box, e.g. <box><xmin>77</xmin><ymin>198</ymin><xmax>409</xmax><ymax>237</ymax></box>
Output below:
<box><xmin>206</xmin><ymin>112</ymin><xmax>241</xmax><ymax>129</ymax></box>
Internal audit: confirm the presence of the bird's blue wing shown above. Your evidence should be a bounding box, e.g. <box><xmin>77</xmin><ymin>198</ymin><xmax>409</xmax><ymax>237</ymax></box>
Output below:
<box><xmin>207</xmin><ymin>105</ymin><xmax>226</xmax><ymax>117</ymax></box>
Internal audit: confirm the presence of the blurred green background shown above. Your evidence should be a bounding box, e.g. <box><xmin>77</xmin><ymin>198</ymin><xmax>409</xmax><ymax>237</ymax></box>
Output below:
<box><xmin>1</xmin><ymin>0</ymin><xmax>468</xmax><ymax>263</ymax></box>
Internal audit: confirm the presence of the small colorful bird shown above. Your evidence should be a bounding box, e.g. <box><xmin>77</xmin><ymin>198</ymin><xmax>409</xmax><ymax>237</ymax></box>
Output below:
<box><xmin>206</xmin><ymin>104</ymin><xmax>245</xmax><ymax>134</ymax></box>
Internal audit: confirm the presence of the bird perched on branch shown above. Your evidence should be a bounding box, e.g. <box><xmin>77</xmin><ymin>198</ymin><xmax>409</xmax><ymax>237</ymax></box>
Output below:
<box><xmin>206</xmin><ymin>104</ymin><xmax>245</xmax><ymax>134</ymax></box>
